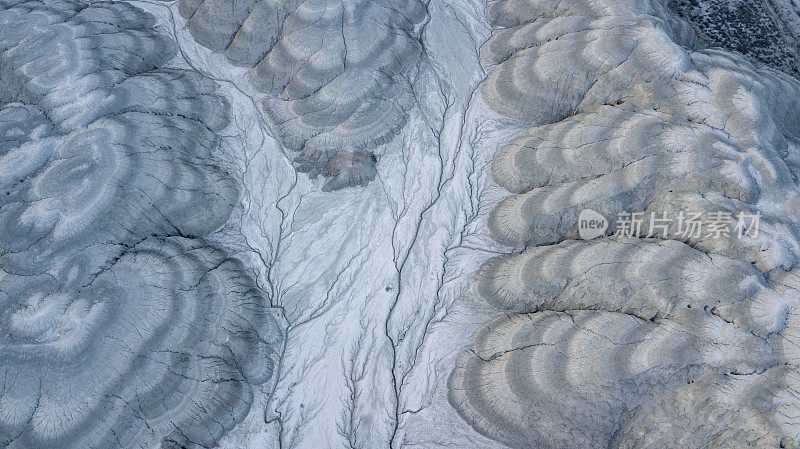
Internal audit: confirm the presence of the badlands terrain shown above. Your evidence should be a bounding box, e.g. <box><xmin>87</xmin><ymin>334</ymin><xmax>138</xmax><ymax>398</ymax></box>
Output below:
<box><xmin>2</xmin><ymin>0</ymin><xmax>800</xmax><ymax>447</ymax></box>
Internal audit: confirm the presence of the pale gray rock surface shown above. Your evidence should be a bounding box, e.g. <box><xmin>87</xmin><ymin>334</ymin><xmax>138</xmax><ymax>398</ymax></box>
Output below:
<box><xmin>3</xmin><ymin>0</ymin><xmax>800</xmax><ymax>448</ymax></box>
<box><xmin>0</xmin><ymin>1</ymin><xmax>284</xmax><ymax>448</ymax></box>
<box><xmin>449</xmin><ymin>0</ymin><xmax>800</xmax><ymax>448</ymax></box>
<box><xmin>175</xmin><ymin>0</ymin><xmax>428</xmax><ymax>190</ymax></box>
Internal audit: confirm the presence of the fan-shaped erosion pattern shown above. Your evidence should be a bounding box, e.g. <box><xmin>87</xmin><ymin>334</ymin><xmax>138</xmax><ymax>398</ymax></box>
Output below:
<box><xmin>0</xmin><ymin>1</ymin><xmax>284</xmax><ymax>447</ymax></box>
<box><xmin>177</xmin><ymin>0</ymin><xmax>428</xmax><ymax>190</ymax></box>
<box><xmin>449</xmin><ymin>0</ymin><xmax>800</xmax><ymax>447</ymax></box>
